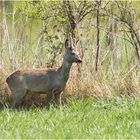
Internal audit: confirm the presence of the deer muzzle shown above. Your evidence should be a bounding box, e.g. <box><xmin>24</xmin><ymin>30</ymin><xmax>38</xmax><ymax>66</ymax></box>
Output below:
<box><xmin>77</xmin><ymin>59</ymin><xmax>82</xmax><ymax>63</ymax></box>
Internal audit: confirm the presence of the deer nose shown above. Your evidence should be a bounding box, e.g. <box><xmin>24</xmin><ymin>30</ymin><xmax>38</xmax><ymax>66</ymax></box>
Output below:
<box><xmin>77</xmin><ymin>59</ymin><xmax>82</xmax><ymax>63</ymax></box>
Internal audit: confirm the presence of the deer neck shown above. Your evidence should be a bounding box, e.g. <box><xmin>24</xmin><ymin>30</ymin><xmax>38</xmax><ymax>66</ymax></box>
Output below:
<box><xmin>58</xmin><ymin>59</ymin><xmax>72</xmax><ymax>82</ymax></box>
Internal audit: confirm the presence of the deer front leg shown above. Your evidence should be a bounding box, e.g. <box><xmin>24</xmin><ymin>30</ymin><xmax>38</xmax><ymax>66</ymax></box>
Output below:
<box><xmin>46</xmin><ymin>93</ymin><xmax>54</xmax><ymax>107</ymax></box>
<box><xmin>54</xmin><ymin>93</ymin><xmax>61</xmax><ymax>106</ymax></box>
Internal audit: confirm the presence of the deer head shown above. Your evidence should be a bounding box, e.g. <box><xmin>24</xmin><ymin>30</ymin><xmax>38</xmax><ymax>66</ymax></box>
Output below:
<box><xmin>64</xmin><ymin>34</ymin><xmax>82</xmax><ymax>64</ymax></box>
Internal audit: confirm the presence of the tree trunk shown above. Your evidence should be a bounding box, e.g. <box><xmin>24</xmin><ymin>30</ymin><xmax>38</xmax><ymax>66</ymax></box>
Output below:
<box><xmin>95</xmin><ymin>1</ymin><xmax>100</xmax><ymax>72</ymax></box>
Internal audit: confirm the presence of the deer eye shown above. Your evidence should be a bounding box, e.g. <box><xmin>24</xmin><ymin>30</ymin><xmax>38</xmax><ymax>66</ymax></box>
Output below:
<box><xmin>71</xmin><ymin>52</ymin><xmax>75</xmax><ymax>55</ymax></box>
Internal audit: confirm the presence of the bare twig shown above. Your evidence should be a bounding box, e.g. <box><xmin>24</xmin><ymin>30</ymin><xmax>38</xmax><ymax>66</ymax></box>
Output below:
<box><xmin>122</xmin><ymin>63</ymin><xmax>139</xmax><ymax>81</ymax></box>
<box><xmin>90</xmin><ymin>24</ymin><xmax>133</xmax><ymax>45</ymax></box>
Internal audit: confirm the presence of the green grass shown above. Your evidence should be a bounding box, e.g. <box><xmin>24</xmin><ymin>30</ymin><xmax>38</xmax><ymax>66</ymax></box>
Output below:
<box><xmin>0</xmin><ymin>97</ymin><xmax>140</xmax><ymax>139</ymax></box>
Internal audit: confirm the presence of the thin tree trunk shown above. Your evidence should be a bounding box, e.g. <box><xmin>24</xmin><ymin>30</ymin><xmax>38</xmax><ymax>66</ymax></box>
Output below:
<box><xmin>0</xmin><ymin>1</ymin><xmax>4</xmax><ymax>74</ymax></box>
<box><xmin>95</xmin><ymin>1</ymin><xmax>100</xmax><ymax>71</ymax></box>
<box><xmin>110</xmin><ymin>4</ymin><xmax>117</xmax><ymax>76</ymax></box>
<box><xmin>129</xmin><ymin>9</ymin><xmax>140</xmax><ymax>62</ymax></box>
<box><xmin>0</xmin><ymin>2</ymin><xmax>3</xmax><ymax>72</ymax></box>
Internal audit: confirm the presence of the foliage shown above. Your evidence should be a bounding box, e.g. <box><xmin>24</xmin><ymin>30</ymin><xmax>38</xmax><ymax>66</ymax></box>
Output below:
<box><xmin>0</xmin><ymin>97</ymin><xmax>140</xmax><ymax>139</ymax></box>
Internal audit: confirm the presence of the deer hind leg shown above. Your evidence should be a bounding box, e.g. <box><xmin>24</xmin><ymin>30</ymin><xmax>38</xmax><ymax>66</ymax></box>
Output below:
<box><xmin>9</xmin><ymin>89</ymin><xmax>27</xmax><ymax>108</ymax></box>
<box><xmin>54</xmin><ymin>93</ymin><xmax>61</xmax><ymax>106</ymax></box>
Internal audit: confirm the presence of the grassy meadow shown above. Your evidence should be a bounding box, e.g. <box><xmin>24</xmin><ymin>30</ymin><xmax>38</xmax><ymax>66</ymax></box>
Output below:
<box><xmin>0</xmin><ymin>1</ymin><xmax>140</xmax><ymax>139</ymax></box>
<box><xmin>0</xmin><ymin>97</ymin><xmax>140</xmax><ymax>139</ymax></box>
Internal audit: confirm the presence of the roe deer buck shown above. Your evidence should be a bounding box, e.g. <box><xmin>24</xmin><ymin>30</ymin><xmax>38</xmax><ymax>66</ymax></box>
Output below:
<box><xmin>6</xmin><ymin>38</ymin><xmax>82</xmax><ymax>108</ymax></box>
